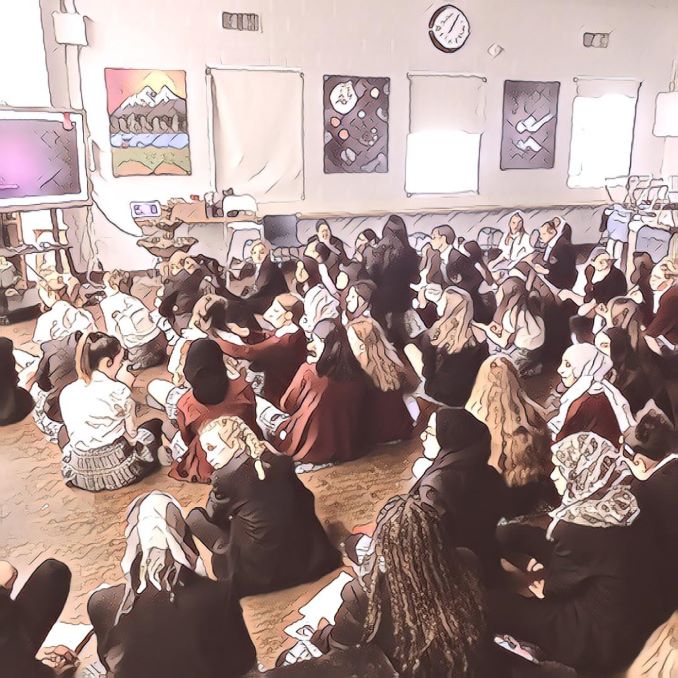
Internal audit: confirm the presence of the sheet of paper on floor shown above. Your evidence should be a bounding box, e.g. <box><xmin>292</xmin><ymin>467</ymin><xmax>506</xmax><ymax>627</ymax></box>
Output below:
<box><xmin>283</xmin><ymin>571</ymin><xmax>353</xmax><ymax>640</ymax></box>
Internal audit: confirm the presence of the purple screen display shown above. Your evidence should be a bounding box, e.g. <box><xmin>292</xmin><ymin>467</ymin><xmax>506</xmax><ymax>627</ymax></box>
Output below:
<box><xmin>0</xmin><ymin>119</ymin><xmax>81</xmax><ymax>199</ymax></box>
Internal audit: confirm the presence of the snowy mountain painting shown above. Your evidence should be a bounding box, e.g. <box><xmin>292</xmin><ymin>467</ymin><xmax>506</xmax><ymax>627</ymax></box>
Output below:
<box><xmin>104</xmin><ymin>69</ymin><xmax>191</xmax><ymax>177</ymax></box>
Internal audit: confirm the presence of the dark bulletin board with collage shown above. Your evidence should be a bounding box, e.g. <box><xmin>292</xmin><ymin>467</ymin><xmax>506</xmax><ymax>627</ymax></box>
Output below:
<box><xmin>500</xmin><ymin>80</ymin><xmax>560</xmax><ymax>170</ymax></box>
<box><xmin>323</xmin><ymin>76</ymin><xmax>390</xmax><ymax>174</ymax></box>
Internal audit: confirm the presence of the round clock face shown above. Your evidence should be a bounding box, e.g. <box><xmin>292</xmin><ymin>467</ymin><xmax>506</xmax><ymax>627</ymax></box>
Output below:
<box><xmin>429</xmin><ymin>5</ymin><xmax>471</xmax><ymax>53</ymax></box>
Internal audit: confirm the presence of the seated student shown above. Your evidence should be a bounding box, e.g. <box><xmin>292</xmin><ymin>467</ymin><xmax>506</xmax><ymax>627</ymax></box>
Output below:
<box><xmin>298</xmin><ymin>284</ymin><xmax>340</xmax><ymax>336</ymax></box>
<box><xmin>59</xmin><ymin>332</ymin><xmax>163</xmax><ymax>492</ymax></box>
<box><xmin>628</xmin><ymin>251</ymin><xmax>656</xmax><ymax>325</ymax></box>
<box><xmin>489</xmin><ymin>432</ymin><xmax>662</xmax><ymax>673</ymax></box>
<box><xmin>445</xmin><ymin>246</ymin><xmax>493</xmax><ymax>323</ymax></box>
<box><xmin>0</xmin><ymin>338</ymin><xmax>34</xmax><ymax>427</ymax></box>
<box><xmin>311</xmin><ymin>495</ymin><xmax>494</xmax><ymax>677</ymax></box>
<box><xmin>596</xmin><ymin>327</ymin><xmax>673</xmax><ymax>421</ymax></box>
<box><xmin>477</xmin><ymin>276</ymin><xmax>545</xmax><ymax>377</ymax></box>
<box><xmin>623</xmin><ymin>411</ymin><xmax>678</xmax><ymax>608</ymax></box>
<box><xmin>292</xmin><ymin>255</ymin><xmax>324</xmax><ymax>297</ymax></box>
<box><xmin>418</xmin><ymin>224</ymin><xmax>457</xmax><ymax>287</ymax></box>
<box><xmin>364</xmin><ymin>215</ymin><xmax>421</xmax><ymax>327</ymax></box>
<box><xmin>36</xmin><ymin>265</ymin><xmax>82</xmax><ymax>310</ymax></box>
<box><xmin>489</xmin><ymin>211</ymin><xmax>534</xmax><ymax>274</ymax></box>
<box><xmin>0</xmin><ymin>558</ymin><xmax>76</xmax><ymax>677</ymax></box>
<box><xmin>31</xmin><ymin>330</ymin><xmax>83</xmax><ymax>442</ymax></box>
<box><xmin>559</xmin><ymin>247</ymin><xmax>627</xmax><ymax>319</ymax></box>
<box><xmin>599</xmin><ymin>295</ymin><xmax>646</xmax><ymax>350</ymax></box>
<box><xmin>214</xmin><ymin>294</ymin><xmax>307</xmax><ymax>407</ymax></box>
<box><xmin>170</xmin><ymin>338</ymin><xmax>261</xmax><ymax>484</ymax></box>
<box><xmin>347</xmin><ymin>317</ymin><xmax>416</xmax><ymax>444</ymax></box>
<box><xmin>406</xmin><ymin>287</ymin><xmax>489</xmax><ymax>407</ymax></box>
<box><xmin>550</xmin><ymin>342</ymin><xmax>635</xmax><ymax>444</ymax></box>
<box><xmin>157</xmin><ymin>252</ymin><xmax>207</xmax><ymax>332</ymax></box>
<box><xmin>410</xmin><ymin>409</ymin><xmax>508</xmax><ymax>582</ymax></box>
<box><xmin>88</xmin><ymin>492</ymin><xmax>256</xmax><ymax>678</ymax></box>
<box><xmin>335</xmin><ymin>260</ymin><xmax>369</xmax><ymax>294</ymax></box>
<box><xmin>342</xmin><ymin>279</ymin><xmax>376</xmax><ymax>323</ymax></box>
<box><xmin>305</xmin><ymin>241</ymin><xmax>339</xmax><ymax>295</ymax></box>
<box><xmin>645</xmin><ymin>256</ymin><xmax>678</xmax><ymax>353</ymax></box>
<box><xmin>32</xmin><ymin>283</ymin><xmax>95</xmax><ymax>345</ymax></box>
<box><xmin>186</xmin><ymin>417</ymin><xmax>340</xmax><ymax>596</ymax></box>
<box><xmin>265</xmin><ymin>319</ymin><xmax>368</xmax><ymax>465</ymax></box>
<box><xmin>466</xmin><ymin>356</ymin><xmax>557</xmax><ymax>517</ymax></box>
<box><xmin>305</xmin><ymin>220</ymin><xmax>349</xmax><ymax>269</ymax></box>
<box><xmin>352</xmin><ymin>227</ymin><xmax>378</xmax><ymax>263</ymax></box>
<box><xmin>228</xmin><ymin>239</ymin><xmax>287</xmax><ymax>312</ymax></box>
<box><xmin>100</xmin><ymin>270</ymin><xmax>166</xmax><ymax>370</ymax></box>
<box><xmin>533</xmin><ymin>218</ymin><xmax>577</xmax><ymax>291</ymax></box>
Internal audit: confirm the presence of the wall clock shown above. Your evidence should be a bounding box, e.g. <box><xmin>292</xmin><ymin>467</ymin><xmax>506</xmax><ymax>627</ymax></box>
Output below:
<box><xmin>429</xmin><ymin>5</ymin><xmax>471</xmax><ymax>53</ymax></box>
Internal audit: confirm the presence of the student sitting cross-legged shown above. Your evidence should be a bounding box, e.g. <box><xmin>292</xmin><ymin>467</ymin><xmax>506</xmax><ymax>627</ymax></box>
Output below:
<box><xmin>186</xmin><ymin>416</ymin><xmax>340</xmax><ymax>597</ymax></box>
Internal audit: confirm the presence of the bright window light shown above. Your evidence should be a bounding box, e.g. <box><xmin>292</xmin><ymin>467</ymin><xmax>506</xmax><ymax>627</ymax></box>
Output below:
<box><xmin>567</xmin><ymin>94</ymin><xmax>637</xmax><ymax>188</ymax></box>
<box><xmin>406</xmin><ymin>130</ymin><xmax>481</xmax><ymax>194</ymax></box>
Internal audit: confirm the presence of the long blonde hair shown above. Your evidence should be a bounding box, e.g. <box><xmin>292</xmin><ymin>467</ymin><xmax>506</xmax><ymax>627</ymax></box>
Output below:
<box><xmin>200</xmin><ymin>416</ymin><xmax>268</xmax><ymax>479</ymax></box>
<box><xmin>348</xmin><ymin>317</ymin><xmax>405</xmax><ymax>392</ymax></box>
<box><xmin>429</xmin><ymin>287</ymin><xmax>474</xmax><ymax>354</ymax></box>
<box><xmin>466</xmin><ymin>356</ymin><xmax>551</xmax><ymax>487</ymax></box>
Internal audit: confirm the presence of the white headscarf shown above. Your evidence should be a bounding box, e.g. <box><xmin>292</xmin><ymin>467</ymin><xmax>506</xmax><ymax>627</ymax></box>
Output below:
<box><xmin>548</xmin><ymin>432</ymin><xmax>639</xmax><ymax>539</ymax></box>
<box><xmin>299</xmin><ymin>284</ymin><xmax>340</xmax><ymax>334</ymax></box>
<box><xmin>116</xmin><ymin>491</ymin><xmax>207</xmax><ymax>623</ymax></box>
<box><xmin>549</xmin><ymin>343</ymin><xmax>635</xmax><ymax>436</ymax></box>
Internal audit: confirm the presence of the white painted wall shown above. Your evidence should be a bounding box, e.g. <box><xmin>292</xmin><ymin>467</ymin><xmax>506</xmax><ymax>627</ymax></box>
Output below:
<box><xmin>10</xmin><ymin>0</ymin><xmax>678</xmax><ymax>268</ymax></box>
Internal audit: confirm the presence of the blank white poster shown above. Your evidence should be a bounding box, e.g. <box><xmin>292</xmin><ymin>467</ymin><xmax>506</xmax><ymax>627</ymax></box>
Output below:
<box><xmin>210</xmin><ymin>68</ymin><xmax>304</xmax><ymax>203</ymax></box>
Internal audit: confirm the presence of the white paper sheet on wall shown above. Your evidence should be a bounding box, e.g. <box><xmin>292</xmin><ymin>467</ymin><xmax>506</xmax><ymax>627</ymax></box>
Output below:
<box><xmin>209</xmin><ymin>68</ymin><xmax>304</xmax><ymax>204</ymax></box>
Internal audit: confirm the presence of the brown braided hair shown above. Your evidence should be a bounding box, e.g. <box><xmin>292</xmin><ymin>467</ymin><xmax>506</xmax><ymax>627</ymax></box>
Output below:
<box><xmin>361</xmin><ymin>496</ymin><xmax>486</xmax><ymax>677</ymax></box>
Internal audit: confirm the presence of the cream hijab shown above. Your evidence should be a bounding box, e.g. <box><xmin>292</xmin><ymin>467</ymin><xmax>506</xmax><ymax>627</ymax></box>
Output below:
<box><xmin>548</xmin><ymin>432</ymin><xmax>639</xmax><ymax>539</ymax></box>
<box><xmin>549</xmin><ymin>343</ymin><xmax>635</xmax><ymax>436</ymax></box>
<box><xmin>116</xmin><ymin>492</ymin><xmax>207</xmax><ymax>623</ymax></box>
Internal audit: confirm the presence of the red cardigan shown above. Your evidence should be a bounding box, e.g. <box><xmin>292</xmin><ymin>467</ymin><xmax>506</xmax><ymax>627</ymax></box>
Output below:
<box><xmin>555</xmin><ymin>392</ymin><xmax>622</xmax><ymax>445</ymax></box>
<box><xmin>645</xmin><ymin>286</ymin><xmax>678</xmax><ymax>346</ymax></box>
<box><xmin>215</xmin><ymin>328</ymin><xmax>307</xmax><ymax>407</ymax></box>
<box><xmin>169</xmin><ymin>375</ymin><xmax>262</xmax><ymax>483</ymax></box>
<box><xmin>276</xmin><ymin>363</ymin><xmax>369</xmax><ymax>465</ymax></box>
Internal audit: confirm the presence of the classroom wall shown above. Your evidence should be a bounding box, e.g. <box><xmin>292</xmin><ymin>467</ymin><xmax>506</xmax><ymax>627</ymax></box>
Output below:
<box><xmin>31</xmin><ymin>0</ymin><xmax>678</xmax><ymax>267</ymax></box>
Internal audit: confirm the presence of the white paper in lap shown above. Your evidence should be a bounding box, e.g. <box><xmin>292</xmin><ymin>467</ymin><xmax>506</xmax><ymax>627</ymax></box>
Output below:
<box><xmin>283</xmin><ymin>571</ymin><xmax>353</xmax><ymax>640</ymax></box>
<box><xmin>42</xmin><ymin>622</ymin><xmax>92</xmax><ymax>650</ymax></box>
<box><xmin>210</xmin><ymin>69</ymin><xmax>304</xmax><ymax>203</ymax></box>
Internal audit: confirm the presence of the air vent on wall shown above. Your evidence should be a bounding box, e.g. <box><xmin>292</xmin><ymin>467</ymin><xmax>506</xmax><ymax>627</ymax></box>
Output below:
<box><xmin>583</xmin><ymin>32</ymin><xmax>610</xmax><ymax>48</ymax></box>
<box><xmin>222</xmin><ymin>12</ymin><xmax>260</xmax><ymax>31</ymax></box>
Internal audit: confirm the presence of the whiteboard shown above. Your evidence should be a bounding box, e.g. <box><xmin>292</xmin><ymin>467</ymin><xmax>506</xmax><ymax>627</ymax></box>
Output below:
<box><xmin>0</xmin><ymin>108</ymin><xmax>89</xmax><ymax>211</ymax></box>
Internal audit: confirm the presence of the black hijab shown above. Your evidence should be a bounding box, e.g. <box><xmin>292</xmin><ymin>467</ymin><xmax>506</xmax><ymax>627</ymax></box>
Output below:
<box><xmin>183</xmin><ymin>338</ymin><xmax>230</xmax><ymax>405</ymax></box>
<box><xmin>0</xmin><ymin>337</ymin><xmax>18</xmax><ymax>388</ymax></box>
<box><xmin>436</xmin><ymin>408</ymin><xmax>491</xmax><ymax>458</ymax></box>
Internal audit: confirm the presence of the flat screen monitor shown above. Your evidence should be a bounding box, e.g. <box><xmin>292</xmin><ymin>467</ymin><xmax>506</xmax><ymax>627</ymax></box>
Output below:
<box><xmin>262</xmin><ymin>214</ymin><xmax>300</xmax><ymax>247</ymax></box>
<box><xmin>0</xmin><ymin>108</ymin><xmax>89</xmax><ymax>211</ymax></box>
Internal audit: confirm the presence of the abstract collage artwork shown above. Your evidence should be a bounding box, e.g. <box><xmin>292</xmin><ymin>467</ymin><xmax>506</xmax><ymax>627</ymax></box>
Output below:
<box><xmin>323</xmin><ymin>75</ymin><xmax>389</xmax><ymax>174</ymax></box>
<box><xmin>500</xmin><ymin>80</ymin><xmax>560</xmax><ymax>170</ymax></box>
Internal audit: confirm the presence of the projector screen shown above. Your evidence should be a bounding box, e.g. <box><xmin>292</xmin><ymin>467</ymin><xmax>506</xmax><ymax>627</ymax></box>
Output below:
<box><xmin>0</xmin><ymin>109</ymin><xmax>89</xmax><ymax>210</ymax></box>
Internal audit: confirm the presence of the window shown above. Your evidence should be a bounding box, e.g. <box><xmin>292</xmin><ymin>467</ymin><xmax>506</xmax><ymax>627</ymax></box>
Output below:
<box><xmin>406</xmin><ymin>74</ymin><xmax>485</xmax><ymax>195</ymax></box>
<box><xmin>567</xmin><ymin>79</ymin><xmax>639</xmax><ymax>189</ymax></box>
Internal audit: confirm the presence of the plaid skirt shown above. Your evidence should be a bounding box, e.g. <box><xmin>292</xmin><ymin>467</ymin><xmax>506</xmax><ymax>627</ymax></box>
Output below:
<box><xmin>61</xmin><ymin>426</ymin><xmax>160</xmax><ymax>492</ymax></box>
<box><xmin>127</xmin><ymin>332</ymin><xmax>167</xmax><ymax>370</ymax></box>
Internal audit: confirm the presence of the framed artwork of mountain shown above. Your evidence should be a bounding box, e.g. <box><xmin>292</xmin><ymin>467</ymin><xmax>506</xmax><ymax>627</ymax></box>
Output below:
<box><xmin>104</xmin><ymin>69</ymin><xmax>191</xmax><ymax>177</ymax></box>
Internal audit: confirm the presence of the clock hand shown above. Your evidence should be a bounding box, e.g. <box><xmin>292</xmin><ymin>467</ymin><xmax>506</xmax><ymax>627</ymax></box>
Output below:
<box><xmin>446</xmin><ymin>13</ymin><xmax>461</xmax><ymax>35</ymax></box>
